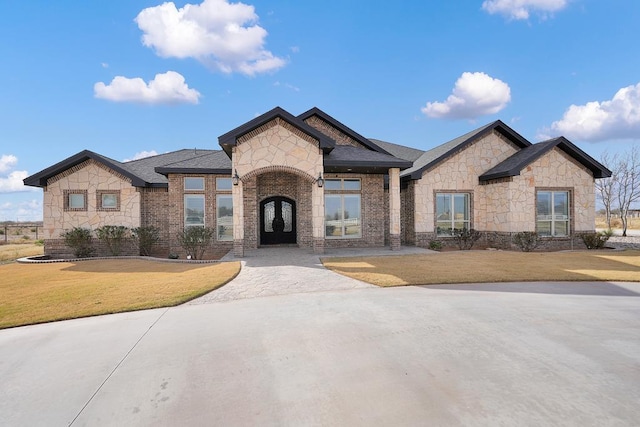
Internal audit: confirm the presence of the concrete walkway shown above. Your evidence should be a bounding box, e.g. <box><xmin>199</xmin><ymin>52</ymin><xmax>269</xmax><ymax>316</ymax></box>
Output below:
<box><xmin>188</xmin><ymin>246</ymin><xmax>434</xmax><ymax>304</ymax></box>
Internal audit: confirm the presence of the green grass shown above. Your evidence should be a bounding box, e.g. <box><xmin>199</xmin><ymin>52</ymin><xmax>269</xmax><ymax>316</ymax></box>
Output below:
<box><xmin>323</xmin><ymin>250</ymin><xmax>640</xmax><ymax>287</ymax></box>
<box><xmin>0</xmin><ymin>259</ymin><xmax>240</xmax><ymax>329</ymax></box>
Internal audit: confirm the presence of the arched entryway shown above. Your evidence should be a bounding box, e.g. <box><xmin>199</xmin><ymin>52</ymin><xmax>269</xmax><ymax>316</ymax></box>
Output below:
<box><xmin>260</xmin><ymin>196</ymin><xmax>297</xmax><ymax>245</ymax></box>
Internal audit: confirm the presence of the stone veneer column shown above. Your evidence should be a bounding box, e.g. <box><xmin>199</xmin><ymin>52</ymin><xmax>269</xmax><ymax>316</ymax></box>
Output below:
<box><xmin>389</xmin><ymin>168</ymin><xmax>401</xmax><ymax>250</ymax></box>
<box><xmin>312</xmin><ymin>182</ymin><xmax>325</xmax><ymax>254</ymax></box>
<box><xmin>232</xmin><ymin>180</ymin><xmax>244</xmax><ymax>257</ymax></box>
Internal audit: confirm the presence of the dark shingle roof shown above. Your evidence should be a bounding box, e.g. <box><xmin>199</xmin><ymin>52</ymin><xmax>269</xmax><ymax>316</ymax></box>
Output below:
<box><xmin>24</xmin><ymin>150</ymin><xmax>148</xmax><ymax>188</ymax></box>
<box><xmin>23</xmin><ymin>149</ymin><xmax>231</xmax><ymax>188</ymax></box>
<box><xmin>368</xmin><ymin>138</ymin><xmax>425</xmax><ymax>162</ymax></box>
<box><xmin>479</xmin><ymin>137</ymin><xmax>612</xmax><ymax>181</ymax></box>
<box><xmin>401</xmin><ymin>120</ymin><xmax>531</xmax><ymax>180</ymax></box>
<box><xmin>324</xmin><ymin>145</ymin><xmax>412</xmax><ymax>173</ymax></box>
<box><xmin>153</xmin><ymin>150</ymin><xmax>231</xmax><ymax>175</ymax></box>
<box><xmin>298</xmin><ymin>107</ymin><xmax>393</xmax><ymax>155</ymax></box>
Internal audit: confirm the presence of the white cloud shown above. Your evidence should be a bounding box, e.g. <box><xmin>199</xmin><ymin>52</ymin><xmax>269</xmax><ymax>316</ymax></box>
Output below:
<box><xmin>273</xmin><ymin>81</ymin><xmax>299</xmax><ymax>92</ymax></box>
<box><xmin>123</xmin><ymin>150</ymin><xmax>159</xmax><ymax>162</ymax></box>
<box><xmin>135</xmin><ymin>0</ymin><xmax>286</xmax><ymax>76</ymax></box>
<box><xmin>482</xmin><ymin>0</ymin><xmax>568</xmax><ymax>20</ymax></box>
<box><xmin>0</xmin><ymin>155</ymin><xmax>35</xmax><ymax>194</ymax></box>
<box><xmin>94</xmin><ymin>71</ymin><xmax>201</xmax><ymax>105</ymax></box>
<box><xmin>0</xmin><ymin>199</ymin><xmax>42</xmax><ymax>221</ymax></box>
<box><xmin>0</xmin><ymin>170</ymin><xmax>30</xmax><ymax>193</ymax></box>
<box><xmin>547</xmin><ymin>82</ymin><xmax>640</xmax><ymax>142</ymax></box>
<box><xmin>0</xmin><ymin>154</ymin><xmax>18</xmax><ymax>173</ymax></box>
<box><xmin>421</xmin><ymin>72</ymin><xmax>511</xmax><ymax>119</ymax></box>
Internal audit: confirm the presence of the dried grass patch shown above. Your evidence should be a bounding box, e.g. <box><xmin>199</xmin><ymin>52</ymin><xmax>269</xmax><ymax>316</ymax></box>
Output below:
<box><xmin>323</xmin><ymin>250</ymin><xmax>640</xmax><ymax>287</ymax></box>
<box><xmin>0</xmin><ymin>259</ymin><xmax>240</xmax><ymax>329</ymax></box>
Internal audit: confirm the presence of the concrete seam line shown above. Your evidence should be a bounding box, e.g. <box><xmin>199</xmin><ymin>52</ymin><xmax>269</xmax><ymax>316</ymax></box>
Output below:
<box><xmin>68</xmin><ymin>308</ymin><xmax>170</xmax><ymax>426</ymax></box>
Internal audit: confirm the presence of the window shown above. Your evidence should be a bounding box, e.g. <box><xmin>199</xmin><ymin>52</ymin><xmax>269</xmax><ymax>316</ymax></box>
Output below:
<box><xmin>97</xmin><ymin>190</ymin><xmax>120</xmax><ymax>211</ymax></box>
<box><xmin>184</xmin><ymin>177</ymin><xmax>205</xmax><ymax>191</ymax></box>
<box><xmin>64</xmin><ymin>190</ymin><xmax>87</xmax><ymax>211</ymax></box>
<box><xmin>436</xmin><ymin>193</ymin><xmax>470</xmax><ymax>236</ymax></box>
<box><xmin>324</xmin><ymin>178</ymin><xmax>361</xmax><ymax>238</ymax></box>
<box><xmin>217</xmin><ymin>195</ymin><xmax>233</xmax><ymax>241</ymax></box>
<box><xmin>216</xmin><ymin>177</ymin><xmax>232</xmax><ymax>191</ymax></box>
<box><xmin>537</xmin><ymin>191</ymin><xmax>570</xmax><ymax>237</ymax></box>
<box><xmin>185</xmin><ymin>195</ymin><xmax>205</xmax><ymax>226</ymax></box>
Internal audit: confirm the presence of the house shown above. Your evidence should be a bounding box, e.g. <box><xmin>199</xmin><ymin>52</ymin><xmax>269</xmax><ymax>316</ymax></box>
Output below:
<box><xmin>24</xmin><ymin>106</ymin><xmax>611</xmax><ymax>258</ymax></box>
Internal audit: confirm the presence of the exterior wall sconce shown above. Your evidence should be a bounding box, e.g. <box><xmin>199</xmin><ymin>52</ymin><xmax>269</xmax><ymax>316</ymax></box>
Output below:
<box><xmin>316</xmin><ymin>173</ymin><xmax>324</xmax><ymax>188</ymax></box>
<box><xmin>232</xmin><ymin>170</ymin><xmax>240</xmax><ymax>186</ymax></box>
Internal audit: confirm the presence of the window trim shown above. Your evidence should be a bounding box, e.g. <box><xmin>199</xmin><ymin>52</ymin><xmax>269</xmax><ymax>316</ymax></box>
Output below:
<box><xmin>64</xmin><ymin>190</ymin><xmax>88</xmax><ymax>211</ymax></box>
<box><xmin>184</xmin><ymin>194</ymin><xmax>205</xmax><ymax>227</ymax></box>
<box><xmin>216</xmin><ymin>194</ymin><xmax>233</xmax><ymax>241</ymax></box>
<box><xmin>324</xmin><ymin>178</ymin><xmax>363</xmax><ymax>240</ymax></box>
<box><xmin>434</xmin><ymin>191</ymin><xmax>472</xmax><ymax>237</ymax></box>
<box><xmin>97</xmin><ymin>190</ymin><xmax>120</xmax><ymax>211</ymax></box>
<box><xmin>536</xmin><ymin>189</ymin><xmax>572</xmax><ymax>238</ymax></box>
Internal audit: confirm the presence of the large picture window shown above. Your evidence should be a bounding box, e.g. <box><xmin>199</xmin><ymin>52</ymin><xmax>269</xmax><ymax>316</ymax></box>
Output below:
<box><xmin>185</xmin><ymin>195</ymin><xmax>205</xmax><ymax>227</ymax></box>
<box><xmin>537</xmin><ymin>191</ymin><xmax>570</xmax><ymax>237</ymax></box>
<box><xmin>216</xmin><ymin>195</ymin><xmax>233</xmax><ymax>241</ymax></box>
<box><xmin>324</xmin><ymin>179</ymin><xmax>361</xmax><ymax>239</ymax></box>
<box><xmin>436</xmin><ymin>193</ymin><xmax>470</xmax><ymax>236</ymax></box>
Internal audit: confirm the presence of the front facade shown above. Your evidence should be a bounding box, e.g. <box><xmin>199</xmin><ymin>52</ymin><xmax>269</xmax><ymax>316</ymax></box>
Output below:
<box><xmin>25</xmin><ymin>107</ymin><xmax>611</xmax><ymax>258</ymax></box>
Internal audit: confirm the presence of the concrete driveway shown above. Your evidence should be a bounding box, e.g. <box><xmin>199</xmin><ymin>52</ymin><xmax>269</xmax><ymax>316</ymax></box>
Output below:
<box><xmin>1</xmin><ymin>281</ymin><xmax>639</xmax><ymax>426</ymax></box>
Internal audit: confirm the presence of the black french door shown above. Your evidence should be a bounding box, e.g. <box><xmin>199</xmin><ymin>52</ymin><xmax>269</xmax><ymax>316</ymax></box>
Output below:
<box><xmin>260</xmin><ymin>196</ymin><xmax>296</xmax><ymax>245</ymax></box>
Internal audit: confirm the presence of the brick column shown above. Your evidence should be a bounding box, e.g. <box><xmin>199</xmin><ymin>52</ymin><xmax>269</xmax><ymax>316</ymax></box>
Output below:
<box><xmin>312</xmin><ymin>180</ymin><xmax>325</xmax><ymax>254</ymax></box>
<box><xmin>389</xmin><ymin>167</ymin><xmax>401</xmax><ymax>250</ymax></box>
<box><xmin>232</xmin><ymin>179</ymin><xmax>244</xmax><ymax>257</ymax></box>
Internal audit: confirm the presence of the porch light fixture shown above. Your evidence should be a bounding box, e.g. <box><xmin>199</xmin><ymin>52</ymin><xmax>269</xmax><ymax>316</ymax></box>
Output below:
<box><xmin>316</xmin><ymin>173</ymin><xmax>324</xmax><ymax>188</ymax></box>
<box><xmin>232</xmin><ymin>170</ymin><xmax>240</xmax><ymax>186</ymax></box>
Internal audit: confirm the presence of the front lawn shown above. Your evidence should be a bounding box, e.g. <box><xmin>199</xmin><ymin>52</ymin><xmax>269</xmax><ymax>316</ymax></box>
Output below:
<box><xmin>0</xmin><ymin>259</ymin><xmax>240</xmax><ymax>329</ymax></box>
<box><xmin>322</xmin><ymin>250</ymin><xmax>640</xmax><ymax>287</ymax></box>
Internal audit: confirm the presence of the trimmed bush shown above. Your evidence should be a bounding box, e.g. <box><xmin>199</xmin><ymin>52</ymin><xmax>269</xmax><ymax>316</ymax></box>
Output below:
<box><xmin>513</xmin><ymin>231</ymin><xmax>540</xmax><ymax>252</ymax></box>
<box><xmin>132</xmin><ymin>226</ymin><xmax>160</xmax><ymax>256</ymax></box>
<box><xmin>177</xmin><ymin>226</ymin><xmax>214</xmax><ymax>260</ymax></box>
<box><xmin>581</xmin><ymin>230</ymin><xmax>612</xmax><ymax>250</ymax></box>
<box><xmin>96</xmin><ymin>225</ymin><xmax>130</xmax><ymax>256</ymax></box>
<box><xmin>61</xmin><ymin>227</ymin><xmax>94</xmax><ymax>258</ymax></box>
<box><xmin>453</xmin><ymin>228</ymin><xmax>481</xmax><ymax>250</ymax></box>
<box><xmin>428</xmin><ymin>240</ymin><xmax>443</xmax><ymax>251</ymax></box>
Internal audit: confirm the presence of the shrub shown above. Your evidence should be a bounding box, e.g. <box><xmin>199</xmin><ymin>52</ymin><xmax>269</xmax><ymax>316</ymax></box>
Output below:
<box><xmin>132</xmin><ymin>226</ymin><xmax>160</xmax><ymax>256</ymax></box>
<box><xmin>61</xmin><ymin>227</ymin><xmax>94</xmax><ymax>258</ymax></box>
<box><xmin>96</xmin><ymin>225</ymin><xmax>129</xmax><ymax>256</ymax></box>
<box><xmin>177</xmin><ymin>226</ymin><xmax>214</xmax><ymax>260</ymax></box>
<box><xmin>581</xmin><ymin>230</ymin><xmax>612</xmax><ymax>250</ymax></box>
<box><xmin>453</xmin><ymin>228</ymin><xmax>481</xmax><ymax>250</ymax></box>
<box><xmin>513</xmin><ymin>231</ymin><xmax>540</xmax><ymax>252</ymax></box>
<box><xmin>428</xmin><ymin>240</ymin><xmax>443</xmax><ymax>251</ymax></box>
<box><xmin>35</xmin><ymin>239</ymin><xmax>44</xmax><ymax>246</ymax></box>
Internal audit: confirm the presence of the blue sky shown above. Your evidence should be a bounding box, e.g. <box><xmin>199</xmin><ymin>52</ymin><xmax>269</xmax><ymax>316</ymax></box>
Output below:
<box><xmin>1</xmin><ymin>0</ymin><xmax>639</xmax><ymax>221</ymax></box>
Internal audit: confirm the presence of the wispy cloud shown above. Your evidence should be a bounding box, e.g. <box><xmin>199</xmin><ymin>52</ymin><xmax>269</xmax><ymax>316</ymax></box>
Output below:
<box><xmin>482</xmin><ymin>0</ymin><xmax>569</xmax><ymax>20</ymax></box>
<box><xmin>123</xmin><ymin>150</ymin><xmax>159</xmax><ymax>162</ymax></box>
<box><xmin>0</xmin><ymin>155</ymin><xmax>36</xmax><ymax>193</ymax></box>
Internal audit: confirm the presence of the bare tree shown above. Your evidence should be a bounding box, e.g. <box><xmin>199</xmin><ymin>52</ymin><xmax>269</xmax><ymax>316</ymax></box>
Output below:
<box><xmin>615</xmin><ymin>146</ymin><xmax>640</xmax><ymax>237</ymax></box>
<box><xmin>595</xmin><ymin>151</ymin><xmax>618</xmax><ymax>230</ymax></box>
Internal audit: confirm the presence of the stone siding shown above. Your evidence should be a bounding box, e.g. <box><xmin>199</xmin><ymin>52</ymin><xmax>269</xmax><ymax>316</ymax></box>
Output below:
<box><xmin>413</xmin><ymin>130</ymin><xmax>520</xmax><ymax>235</ymax></box>
<box><xmin>303</xmin><ymin>116</ymin><xmax>367</xmax><ymax>148</ymax></box>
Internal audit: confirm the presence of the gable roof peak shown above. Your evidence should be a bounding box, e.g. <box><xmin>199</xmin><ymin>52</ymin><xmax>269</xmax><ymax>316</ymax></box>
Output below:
<box><xmin>218</xmin><ymin>106</ymin><xmax>335</xmax><ymax>157</ymax></box>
